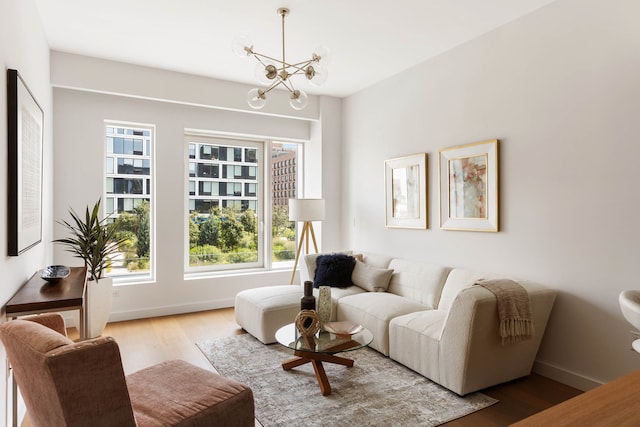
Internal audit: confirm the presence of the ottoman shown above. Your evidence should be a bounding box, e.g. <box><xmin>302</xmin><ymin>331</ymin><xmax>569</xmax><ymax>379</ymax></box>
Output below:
<box><xmin>234</xmin><ymin>285</ymin><xmax>303</xmax><ymax>343</ymax></box>
<box><xmin>128</xmin><ymin>360</ymin><xmax>255</xmax><ymax>427</ymax></box>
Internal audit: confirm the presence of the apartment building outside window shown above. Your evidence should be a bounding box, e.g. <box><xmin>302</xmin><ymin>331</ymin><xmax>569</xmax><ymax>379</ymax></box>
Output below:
<box><xmin>187</xmin><ymin>135</ymin><xmax>261</xmax><ymax>271</ymax></box>
<box><xmin>105</xmin><ymin>123</ymin><xmax>154</xmax><ymax>280</ymax></box>
<box><xmin>186</xmin><ymin>135</ymin><xmax>301</xmax><ymax>273</ymax></box>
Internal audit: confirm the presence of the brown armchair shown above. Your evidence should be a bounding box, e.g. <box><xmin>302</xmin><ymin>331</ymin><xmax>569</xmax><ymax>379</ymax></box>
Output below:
<box><xmin>0</xmin><ymin>313</ymin><xmax>254</xmax><ymax>427</ymax></box>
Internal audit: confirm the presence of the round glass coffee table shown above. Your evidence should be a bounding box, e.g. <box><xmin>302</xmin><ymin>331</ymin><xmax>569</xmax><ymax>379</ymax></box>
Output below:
<box><xmin>275</xmin><ymin>322</ymin><xmax>373</xmax><ymax>396</ymax></box>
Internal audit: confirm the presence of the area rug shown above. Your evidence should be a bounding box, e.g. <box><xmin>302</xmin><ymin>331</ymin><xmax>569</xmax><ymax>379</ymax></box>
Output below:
<box><xmin>197</xmin><ymin>334</ymin><xmax>497</xmax><ymax>427</ymax></box>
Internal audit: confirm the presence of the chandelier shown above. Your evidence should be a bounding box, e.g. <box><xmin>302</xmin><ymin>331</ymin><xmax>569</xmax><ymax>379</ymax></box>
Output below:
<box><xmin>232</xmin><ymin>7</ymin><xmax>330</xmax><ymax>111</ymax></box>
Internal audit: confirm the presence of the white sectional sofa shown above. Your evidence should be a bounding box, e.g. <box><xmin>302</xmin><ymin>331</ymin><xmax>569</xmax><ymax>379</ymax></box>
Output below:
<box><xmin>234</xmin><ymin>251</ymin><xmax>557</xmax><ymax>395</ymax></box>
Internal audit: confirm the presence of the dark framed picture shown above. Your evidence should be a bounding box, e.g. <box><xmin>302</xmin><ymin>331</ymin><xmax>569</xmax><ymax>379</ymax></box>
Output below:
<box><xmin>7</xmin><ymin>69</ymin><xmax>44</xmax><ymax>255</ymax></box>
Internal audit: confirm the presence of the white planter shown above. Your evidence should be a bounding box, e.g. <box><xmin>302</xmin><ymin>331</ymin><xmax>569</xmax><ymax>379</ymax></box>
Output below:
<box><xmin>86</xmin><ymin>277</ymin><xmax>113</xmax><ymax>338</ymax></box>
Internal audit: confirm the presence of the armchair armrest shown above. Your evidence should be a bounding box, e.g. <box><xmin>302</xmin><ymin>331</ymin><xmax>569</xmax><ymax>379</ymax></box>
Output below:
<box><xmin>24</xmin><ymin>313</ymin><xmax>67</xmax><ymax>336</ymax></box>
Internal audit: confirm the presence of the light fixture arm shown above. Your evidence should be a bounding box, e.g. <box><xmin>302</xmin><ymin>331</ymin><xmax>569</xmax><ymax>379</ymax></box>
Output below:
<box><xmin>279</xmin><ymin>8</ymin><xmax>288</xmax><ymax>72</ymax></box>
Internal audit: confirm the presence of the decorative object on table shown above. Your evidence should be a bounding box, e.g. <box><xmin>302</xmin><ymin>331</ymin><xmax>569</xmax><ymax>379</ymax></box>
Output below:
<box><xmin>295</xmin><ymin>310</ymin><xmax>320</xmax><ymax>337</ymax></box>
<box><xmin>289</xmin><ymin>198</ymin><xmax>325</xmax><ymax>284</ymax></box>
<box><xmin>54</xmin><ymin>198</ymin><xmax>126</xmax><ymax>338</ymax></box>
<box><xmin>317</xmin><ymin>286</ymin><xmax>332</xmax><ymax>327</ymax></box>
<box><xmin>40</xmin><ymin>265</ymin><xmax>71</xmax><ymax>283</ymax></box>
<box><xmin>384</xmin><ymin>153</ymin><xmax>427</xmax><ymax>229</ymax></box>
<box><xmin>300</xmin><ymin>281</ymin><xmax>316</xmax><ymax>327</ymax></box>
<box><xmin>300</xmin><ymin>281</ymin><xmax>316</xmax><ymax>310</ymax></box>
<box><xmin>322</xmin><ymin>321</ymin><xmax>365</xmax><ymax>338</ymax></box>
<box><xmin>7</xmin><ymin>69</ymin><xmax>44</xmax><ymax>256</ymax></box>
<box><xmin>233</xmin><ymin>7</ymin><xmax>330</xmax><ymax>111</ymax></box>
<box><xmin>438</xmin><ymin>139</ymin><xmax>499</xmax><ymax>232</ymax></box>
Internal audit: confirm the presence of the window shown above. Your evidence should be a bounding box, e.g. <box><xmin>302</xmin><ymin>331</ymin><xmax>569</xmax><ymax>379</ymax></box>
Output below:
<box><xmin>185</xmin><ymin>134</ymin><xmax>303</xmax><ymax>273</ymax></box>
<box><xmin>105</xmin><ymin>123</ymin><xmax>154</xmax><ymax>281</ymax></box>
<box><xmin>271</xmin><ymin>142</ymin><xmax>302</xmax><ymax>266</ymax></box>
<box><xmin>186</xmin><ymin>135</ymin><xmax>262</xmax><ymax>272</ymax></box>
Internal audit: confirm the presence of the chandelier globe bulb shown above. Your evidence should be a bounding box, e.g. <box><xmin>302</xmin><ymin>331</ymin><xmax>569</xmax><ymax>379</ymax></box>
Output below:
<box><xmin>307</xmin><ymin>64</ymin><xmax>328</xmax><ymax>86</ymax></box>
<box><xmin>232</xmin><ymin>35</ymin><xmax>254</xmax><ymax>58</ymax></box>
<box><xmin>289</xmin><ymin>89</ymin><xmax>308</xmax><ymax>110</ymax></box>
<box><xmin>247</xmin><ymin>88</ymin><xmax>267</xmax><ymax>109</ymax></box>
<box><xmin>254</xmin><ymin>61</ymin><xmax>278</xmax><ymax>84</ymax></box>
<box><xmin>312</xmin><ymin>45</ymin><xmax>332</xmax><ymax>65</ymax></box>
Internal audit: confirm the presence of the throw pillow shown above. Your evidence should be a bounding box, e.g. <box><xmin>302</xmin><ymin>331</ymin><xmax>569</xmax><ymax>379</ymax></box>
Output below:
<box><xmin>303</xmin><ymin>251</ymin><xmax>353</xmax><ymax>282</ymax></box>
<box><xmin>314</xmin><ymin>254</ymin><xmax>356</xmax><ymax>288</ymax></box>
<box><xmin>351</xmin><ymin>260</ymin><xmax>394</xmax><ymax>292</ymax></box>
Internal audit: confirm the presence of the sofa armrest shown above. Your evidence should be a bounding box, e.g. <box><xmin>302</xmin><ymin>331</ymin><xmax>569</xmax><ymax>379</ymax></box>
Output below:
<box><xmin>438</xmin><ymin>283</ymin><xmax>557</xmax><ymax>395</ymax></box>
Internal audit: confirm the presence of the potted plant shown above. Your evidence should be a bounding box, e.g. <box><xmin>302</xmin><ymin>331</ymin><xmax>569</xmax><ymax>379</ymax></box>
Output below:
<box><xmin>54</xmin><ymin>198</ymin><xmax>125</xmax><ymax>338</ymax></box>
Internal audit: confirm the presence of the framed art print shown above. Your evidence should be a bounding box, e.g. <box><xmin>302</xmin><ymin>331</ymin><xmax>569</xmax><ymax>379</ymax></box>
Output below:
<box><xmin>438</xmin><ymin>139</ymin><xmax>498</xmax><ymax>232</ymax></box>
<box><xmin>7</xmin><ymin>69</ymin><xmax>44</xmax><ymax>255</ymax></box>
<box><xmin>385</xmin><ymin>153</ymin><xmax>427</xmax><ymax>229</ymax></box>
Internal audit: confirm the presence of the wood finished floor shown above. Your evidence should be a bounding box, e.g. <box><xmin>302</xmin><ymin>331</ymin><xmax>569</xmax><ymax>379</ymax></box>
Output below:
<box><xmin>63</xmin><ymin>307</ymin><xmax>582</xmax><ymax>426</ymax></box>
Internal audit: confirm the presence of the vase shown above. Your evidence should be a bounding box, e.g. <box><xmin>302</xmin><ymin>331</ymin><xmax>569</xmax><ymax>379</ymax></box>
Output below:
<box><xmin>86</xmin><ymin>276</ymin><xmax>113</xmax><ymax>338</ymax></box>
<box><xmin>300</xmin><ymin>280</ymin><xmax>316</xmax><ymax>327</ymax></box>
<box><xmin>317</xmin><ymin>286</ymin><xmax>332</xmax><ymax>327</ymax></box>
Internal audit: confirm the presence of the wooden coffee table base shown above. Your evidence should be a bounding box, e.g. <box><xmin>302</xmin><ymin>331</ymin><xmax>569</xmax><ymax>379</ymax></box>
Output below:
<box><xmin>282</xmin><ymin>350</ymin><xmax>354</xmax><ymax>396</ymax></box>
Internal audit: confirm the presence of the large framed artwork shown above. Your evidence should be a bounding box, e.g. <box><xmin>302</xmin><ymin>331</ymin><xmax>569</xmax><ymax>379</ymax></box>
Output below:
<box><xmin>7</xmin><ymin>69</ymin><xmax>44</xmax><ymax>255</ymax></box>
<box><xmin>438</xmin><ymin>139</ymin><xmax>498</xmax><ymax>232</ymax></box>
<box><xmin>384</xmin><ymin>153</ymin><xmax>427</xmax><ymax>229</ymax></box>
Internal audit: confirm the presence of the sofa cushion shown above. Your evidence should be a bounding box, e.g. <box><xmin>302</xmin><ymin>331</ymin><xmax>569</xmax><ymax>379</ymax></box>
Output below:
<box><xmin>358</xmin><ymin>252</ymin><xmax>394</xmax><ymax>269</ymax></box>
<box><xmin>336</xmin><ymin>293</ymin><xmax>428</xmax><ymax>356</ymax></box>
<box><xmin>437</xmin><ymin>268</ymin><xmax>504</xmax><ymax>311</ymax></box>
<box><xmin>351</xmin><ymin>260</ymin><xmax>394</xmax><ymax>292</ymax></box>
<box><xmin>314</xmin><ymin>254</ymin><xmax>356</xmax><ymax>288</ymax></box>
<box><xmin>302</xmin><ymin>251</ymin><xmax>353</xmax><ymax>283</ymax></box>
<box><xmin>387</xmin><ymin>259</ymin><xmax>451</xmax><ymax>309</ymax></box>
<box><xmin>234</xmin><ymin>286</ymin><xmax>302</xmax><ymax>344</ymax></box>
<box><xmin>389</xmin><ymin>310</ymin><xmax>447</xmax><ymax>382</ymax></box>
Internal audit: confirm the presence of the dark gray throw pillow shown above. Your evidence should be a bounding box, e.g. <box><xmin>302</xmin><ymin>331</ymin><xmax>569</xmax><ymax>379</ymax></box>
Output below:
<box><xmin>314</xmin><ymin>254</ymin><xmax>356</xmax><ymax>288</ymax></box>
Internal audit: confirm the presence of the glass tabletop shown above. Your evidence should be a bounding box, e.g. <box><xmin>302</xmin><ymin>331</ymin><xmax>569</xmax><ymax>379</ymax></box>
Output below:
<box><xmin>275</xmin><ymin>322</ymin><xmax>373</xmax><ymax>354</ymax></box>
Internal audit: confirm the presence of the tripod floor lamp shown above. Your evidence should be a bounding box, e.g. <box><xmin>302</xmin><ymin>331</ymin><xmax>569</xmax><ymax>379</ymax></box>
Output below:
<box><xmin>289</xmin><ymin>198</ymin><xmax>325</xmax><ymax>284</ymax></box>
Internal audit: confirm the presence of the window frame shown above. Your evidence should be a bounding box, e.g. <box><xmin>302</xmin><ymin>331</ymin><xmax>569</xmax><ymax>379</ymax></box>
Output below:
<box><xmin>104</xmin><ymin>121</ymin><xmax>156</xmax><ymax>285</ymax></box>
<box><xmin>184</xmin><ymin>133</ymin><xmax>265</xmax><ymax>275</ymax></box>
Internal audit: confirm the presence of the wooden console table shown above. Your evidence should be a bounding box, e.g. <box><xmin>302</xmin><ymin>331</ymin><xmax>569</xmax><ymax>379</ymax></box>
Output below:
<box><xmin>6</xmin><ymin>266</ymin><xmax>88</xmax><ymax>338</ymax></box>
<box><xmin>5</xmin><ymin>266</ymin><xmax>87</xmax><ymax>427</ymax></box>
<box><xmin>511</xmin><ymin>369</ymin><xmax>640</xmax><ymax>426</ymax></box>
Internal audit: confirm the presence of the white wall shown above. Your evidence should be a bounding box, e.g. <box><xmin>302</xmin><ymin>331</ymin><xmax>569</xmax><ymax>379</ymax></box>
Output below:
<box><xmin>342</xmin><ymin>0</ymin><xmax>640</xmax><ymax>390</ymax></box>
<box><xmin>51</xmin><ymin>54</ymin><xmax>342</xmax><ymax>322</ymax></box>
<box><xmin>0</xmin><ymin>0</ymin><xmax>52</xmax><ymax>422</ymax></box>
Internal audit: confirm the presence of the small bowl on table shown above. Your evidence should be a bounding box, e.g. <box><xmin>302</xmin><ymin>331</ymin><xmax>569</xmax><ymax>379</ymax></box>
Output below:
<box><xmin>40</xmin><ymin>265</ymin><xmax>70</xmax><ymax>283</ymax></box>
<box><xmin>322</xmin><ymin>321</ymin><xmax>364</xmax><ymax>338</ymax></box>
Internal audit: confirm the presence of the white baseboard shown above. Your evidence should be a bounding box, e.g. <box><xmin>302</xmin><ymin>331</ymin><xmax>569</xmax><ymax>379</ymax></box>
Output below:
<box><xmin>62</xmin><ymin>298</ymin><xmax>236</xmax><ymax>328</ymax></box>
<box><xmin>108</xmin><ymin>298</ymin><xmax>236</xmax><ymax>323</ymax></box>
<box><xmin>533</xmin><ymin>360</ymin><xmax>603</xmax><ymax>391</ymax></box>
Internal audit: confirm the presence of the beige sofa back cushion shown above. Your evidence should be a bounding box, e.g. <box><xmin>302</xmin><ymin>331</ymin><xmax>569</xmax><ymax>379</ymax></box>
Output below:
<box><xmin>438</xmin><ymin>268</ymin><xmax>505</xmax><ymax>311</ymax></box>
<box><xmin>351</xmin><ymin>260</ymin><xmax>394</xmax><ymax>292</ymax></box>
<box><xmin>359</xmin><ymin>252</ymin><xmax>393</xmax><ymax>269</ymax></box>
<box><xmin>387</xmin><ymin>259</ymin><xmax>451</xmax><ymax>309</ymax></box>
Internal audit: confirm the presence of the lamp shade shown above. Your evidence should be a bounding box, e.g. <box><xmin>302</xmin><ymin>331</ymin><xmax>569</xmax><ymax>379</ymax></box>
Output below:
<box><xmin>289</xmin><ymin>198</ymin><xmax>325</xmax><ymax>221</ymax></box>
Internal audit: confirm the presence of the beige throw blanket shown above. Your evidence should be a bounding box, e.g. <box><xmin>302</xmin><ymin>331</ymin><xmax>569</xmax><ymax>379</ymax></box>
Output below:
<box><xmin>475</xmin><ymin>279</ymin><xmax>534</xmax><ymax>345</ymax></box>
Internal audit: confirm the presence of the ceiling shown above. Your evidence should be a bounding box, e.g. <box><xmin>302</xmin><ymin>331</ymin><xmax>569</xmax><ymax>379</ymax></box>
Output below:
<box><xmin>34</xmin><ymin>0</ymin><xmax>558</xmax><ymax>98</ymax></box>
